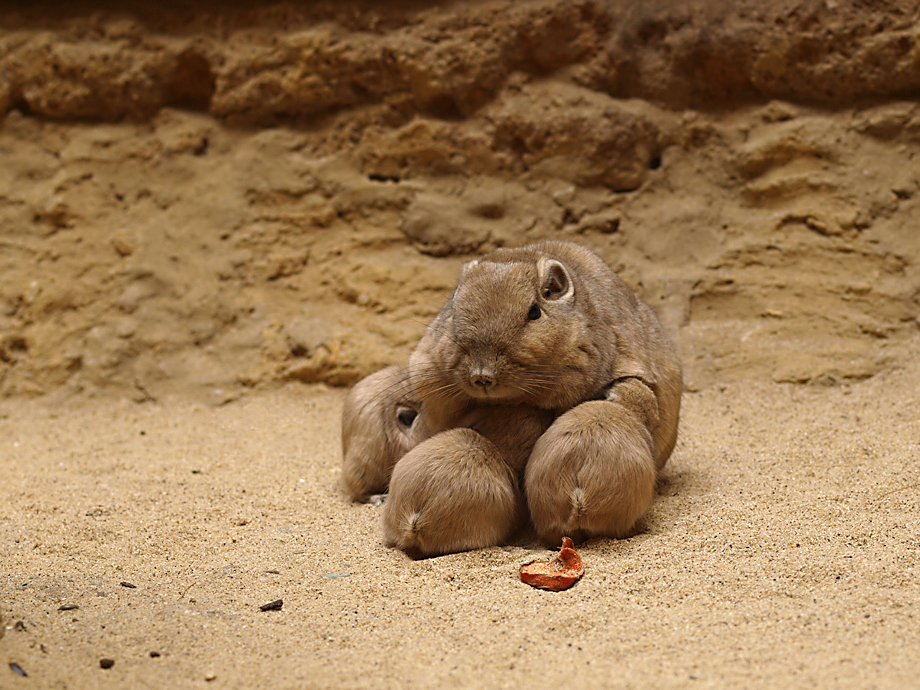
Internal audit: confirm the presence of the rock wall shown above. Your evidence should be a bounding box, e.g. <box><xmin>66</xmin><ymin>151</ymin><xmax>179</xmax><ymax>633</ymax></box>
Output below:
<box><xmin>4</xmin><ymin>1</ymin><xmax>920</xmax><ymax>121</ymax></box>
<box><xmin>1</xmin><ymin>0</ymin><xmax>919</xmax><ymax>401</ymax></box>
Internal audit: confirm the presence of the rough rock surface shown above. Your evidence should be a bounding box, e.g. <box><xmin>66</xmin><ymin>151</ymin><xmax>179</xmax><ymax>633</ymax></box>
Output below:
<box><xmin>1</xmin><ymin>0</ymin><xmax>920</xmax><ymax>402</ymax></box>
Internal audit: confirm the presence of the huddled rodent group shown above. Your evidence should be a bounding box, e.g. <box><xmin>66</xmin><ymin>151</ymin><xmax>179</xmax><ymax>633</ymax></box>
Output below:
<box><xmin>341</xmin><ymin>240</ymin><xmax>682</xmax><ymax>557</ymax></box>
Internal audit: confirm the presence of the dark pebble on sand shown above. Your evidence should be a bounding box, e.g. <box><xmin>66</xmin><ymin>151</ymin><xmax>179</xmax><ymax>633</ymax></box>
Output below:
<box><xmin>100</xmin><ymin>658</ymin><xmax>115</xmax><ymax>669</ymax></box>
<box><xmin>120</xmin><ymin>581</ymin><xmax>137</xmax><ymax>588</ymax></box>
<box><xmin>150</xmin><ymin>651</ymin><xmax>161</xmax><ymax>658</ymax></box>
<box><xmin>58</xmin><ymin>604</ymin><xmax>79</xmax><ymax>611</ymax></box>
<box><xmin>13</xmin><ymin>620</ymin><xmax>26</xmax><ymax>632</ymax></box>
<box><xmin>259</xmin><ymin>599</ymin><xmax>283</xmax><ymax>611</ymax></box>
<box><xmin>9</xmin><ymin>662</ymin><xmax>27</xmax><ymax>677</ymax></box>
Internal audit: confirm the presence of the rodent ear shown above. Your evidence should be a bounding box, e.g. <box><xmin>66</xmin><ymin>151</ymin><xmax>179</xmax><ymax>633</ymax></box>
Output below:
<box><xmin>537</xmin><ymin>258</ymin><xmax>575</xmax><ymax>303</ymax></box>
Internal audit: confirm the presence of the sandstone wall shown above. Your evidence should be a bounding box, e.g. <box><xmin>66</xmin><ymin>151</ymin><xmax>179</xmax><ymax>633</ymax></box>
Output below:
<box><xmin>1</xmin><ymin>0</ymin><xmax>919</xmax><ymax>401</ymax></box>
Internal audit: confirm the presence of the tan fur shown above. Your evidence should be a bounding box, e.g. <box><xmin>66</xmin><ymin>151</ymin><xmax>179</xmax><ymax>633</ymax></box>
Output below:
<box><xmin>409</xmin><ymin>240</ymin><xmax>681</xmax><ymax>432</ymax></box>
<box><xmin>524</xmin><ymin>400</ymin><xmax>657</xmax><ymax>546</ymax></box>
<box><xmin>341</xmin><ymin>366</ymin><xmax>427</xmax><ymax>501</ymax></box>
<box><xmin>453</xmin><ymin>405</ymin><xmax>554</xmax><ymax>474</ymax></box>
<box><xmin>341</xmin><ymin>240</ymin><xmax>683</xmax><ymax>553</ymax></box>
<box><xmin>381</xmin><ymin>428</ymin><xmax>525</xmax><ymax>558</ymax></box>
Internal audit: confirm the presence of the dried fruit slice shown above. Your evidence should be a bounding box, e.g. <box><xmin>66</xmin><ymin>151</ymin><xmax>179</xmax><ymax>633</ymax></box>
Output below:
<box><xmin>519</xmin><ymin>537</ymin><xmax>584</xmax><ymax>591</ymax></box>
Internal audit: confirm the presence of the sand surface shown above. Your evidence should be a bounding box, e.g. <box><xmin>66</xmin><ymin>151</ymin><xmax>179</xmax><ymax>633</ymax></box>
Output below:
<box><xmin>2</xmin><ymin>1</ymin><xmax>920</xmax><ymax>688</ymax></box>
<box><xmin>2</xmin><ymin>353</ymin><xmax>920</xmax><ymax>689</ymax></box>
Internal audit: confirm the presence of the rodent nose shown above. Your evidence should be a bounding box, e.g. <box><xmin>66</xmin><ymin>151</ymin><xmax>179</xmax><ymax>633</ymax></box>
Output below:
<box><xmin>470</xmin><ymin>372</ymin><xmax>496</xmax><ymax>390</ymax></box>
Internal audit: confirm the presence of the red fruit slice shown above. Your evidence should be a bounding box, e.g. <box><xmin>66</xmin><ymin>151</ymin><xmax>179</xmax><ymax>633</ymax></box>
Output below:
<box><xmin>520</xmin><ymin>537</ymin><xmax>584</xmax><ymax>591</ymax></box>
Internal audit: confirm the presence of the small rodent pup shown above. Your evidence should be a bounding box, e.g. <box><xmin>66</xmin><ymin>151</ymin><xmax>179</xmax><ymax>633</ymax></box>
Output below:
<box><xmin>341</xmin><ymin>240</ymin><xmax>682</xmax><ymax>557</ymax></box>
<box><xmin>341</xmin><ymin>365</ymin><xmax>427</xmax><ymax>501</ymax></box>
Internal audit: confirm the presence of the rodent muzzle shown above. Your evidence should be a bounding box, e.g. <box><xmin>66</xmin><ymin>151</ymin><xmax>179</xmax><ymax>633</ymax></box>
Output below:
<box><xmin>468</xmin><ymin>367</ymin><xmax>497</xmax><ymax>392</ymax></box>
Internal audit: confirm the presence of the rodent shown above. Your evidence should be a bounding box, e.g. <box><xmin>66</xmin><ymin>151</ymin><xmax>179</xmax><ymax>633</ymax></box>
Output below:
<box><xmin>381</xmin><ymin>428</ymin><xmax>526</xmax><ymax>558</ymax></box>
<box><xmin>341</xmin><ymin>365</ymin><xmax>427</xmax><ymax>502</ymax></box>
<box><xmin>341</xmin><ymin>240</ymin><xmax>682</xmax><ymax>557</ymax></box>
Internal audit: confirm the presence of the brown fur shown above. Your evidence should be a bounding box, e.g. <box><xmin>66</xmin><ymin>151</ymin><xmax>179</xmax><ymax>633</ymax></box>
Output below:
<box><xmin>381</xmin><ymin>428</ymin><xmax>525</xmax><ymax>558</ymax></box>
<box><xmin>341</xmin><ymin>240</ymin><xmax>683</xmax><ymax>554</ymax></box>
<box><xmin>524</xmin><ymin>400</ymin><xmax>657</xmax><ymax>546</ymax></box>
<box><xmin>341</xmin><ymin>366</ymin><xmax>427</xmax><ymax>501</ymax></box>
<box><xmin>409</xmin><ymin>241</ymin><xmax>681</xmax><ymax>436</ymax></box>
<box><xmin>452</xmin><ymin>405</ymin><xmax>554</xmax><ymax>474</ymax></box>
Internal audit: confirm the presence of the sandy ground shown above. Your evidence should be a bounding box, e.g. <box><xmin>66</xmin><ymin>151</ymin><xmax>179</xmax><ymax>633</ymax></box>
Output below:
<box><xmin>2</xmin><ymin>345</ymin><xmax>919</xmax><ymax>689</ymax></box>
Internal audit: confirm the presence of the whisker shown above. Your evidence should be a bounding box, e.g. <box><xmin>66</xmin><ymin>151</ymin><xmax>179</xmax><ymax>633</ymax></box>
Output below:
<box><xmin>349</xmin><ymin>364</ymin><xmax>469</xmax><ymax>419</ymax></box>
<box><xmin>349</xmin><ymin>359</ymin><xmax>624</xmax><ymax>419</ymax></box>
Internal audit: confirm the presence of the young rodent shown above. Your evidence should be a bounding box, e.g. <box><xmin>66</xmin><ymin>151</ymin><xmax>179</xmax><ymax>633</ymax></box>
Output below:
<box><xmin>341</xmin><ymin>365</ymin><xmax>427</xmax><ymax>502</ymax></box>
<box><xmin>341</xmin><ymin>240</ymin><xmax>682</xmax><ymax>557</ymax></box>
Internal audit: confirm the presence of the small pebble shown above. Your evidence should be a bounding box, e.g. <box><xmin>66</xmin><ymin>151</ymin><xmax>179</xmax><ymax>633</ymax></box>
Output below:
<box><xmin>149</xmin><ymin>651</ymin><xmax>161</xmax><ymax>658</ymax></box>
<box><xmin>120</xmin><ymin>581</ymin><xmax>137</xmax><ymax>588</ymax></box>
<box><xmin>324</xmin><ymin>573</ymin><xmax>351</xmax><ymax>579</ymax></box>
<box><xmin>14</xmin><ymin>620</ymin><xmax>26</xmax><ymax>632</ymax></box>
<box><xmin>58</xmin><ymin>604</ymin><xmax>79</xmax><ymax>611</ymax></box>
<box><xmin>9</xmin><ymin>662</ymin><xmax>27</xmax><ymax>677</ymax></box>
<box><xmin>205</xmin><ymin>673</ymin><xmax>217</xmax><ymax>682</ymax></box>
<box><xmin>265</xmin><ymin>570</ymin><xmax>280</xmax><ymax>574</ymax></box>
<box><xmin>259</xmin><ymin>599</ymin><xmax>283</xmax><ymax>611</ymax></box>
<box><xmin>100</xmin><ymin>658</ymin><xmax>115</xmax><ymax>670</ymax></box>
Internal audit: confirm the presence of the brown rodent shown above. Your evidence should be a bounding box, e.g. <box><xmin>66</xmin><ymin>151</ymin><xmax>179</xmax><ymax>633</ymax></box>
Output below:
<box><xmin>379</xmin><ymin>403</ymin><xmax>552</xmax><ymax>557</ymax></box>
<box><xmin>343</xmin><ymin>240</ymin><xmax>682</xmax><ymax>555</ymax></box>
<box><xmin>341</xmin><ymin>365</ymin><xmax>427</xmax><ymax>502</ymax></box>
<box><xmin>382</xmin><ymin>428</ymin><xmax>526</xmax><ymax>558</ymax></box>
<box><xmin>342</xmin><ymin>366</ymin><xmax>551</xmax><ymax>503</ymax></box>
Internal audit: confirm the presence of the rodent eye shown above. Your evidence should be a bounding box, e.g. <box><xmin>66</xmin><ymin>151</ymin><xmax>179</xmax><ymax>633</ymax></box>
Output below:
<box><xmin>527</xmin><ymin>303</ymin><xmax>542</xmax><ymax>321</ymax></box>
<box><xmin>396</xmin><ymin>407</ymin><xmax>418</xmax><ymax>428</ymax></box>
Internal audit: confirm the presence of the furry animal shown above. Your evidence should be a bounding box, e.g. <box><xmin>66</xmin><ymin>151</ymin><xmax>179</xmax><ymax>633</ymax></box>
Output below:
<box><xmin>341</xmin><ymin>240</ymin><xmax>682</xmax><ymax>557</ymax></box>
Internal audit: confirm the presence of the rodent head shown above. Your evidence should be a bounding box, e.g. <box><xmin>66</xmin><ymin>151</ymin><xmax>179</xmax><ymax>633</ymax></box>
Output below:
<box><xmin>412</xmin><ymin>249</ymin><xmax>601</xmax><ymax>411</ymax></box>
